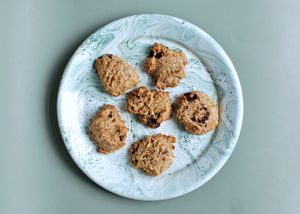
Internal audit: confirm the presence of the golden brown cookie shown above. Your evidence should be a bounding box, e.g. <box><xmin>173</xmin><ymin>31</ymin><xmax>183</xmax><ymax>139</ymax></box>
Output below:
<box><xmin>176</xmin><ymin>91</ymin><xmax>219</xmax><ymax>135</ymax></box>
<box><xmin>129</xmin><ymin>134</ymin><xmax>176</xmax><ymax>176</ymax></box>
<box><xmin>93</xmin><ymin>54</ymin><xmax>139</xmax><ymax>96</ymax></box>
<box><xmin>88</xmin><ymin>104</ymin><xmax>128</xmax><ymax>154</ymax></box>
<box><xmin>145</xmin><ymin>43</ymin><xmax>188</xmax><ymax>89</ymax></box>
<box><xmin>127</xmin><ymin>86</ymin><xmax>172</xmax><ymax>128</ymax></box>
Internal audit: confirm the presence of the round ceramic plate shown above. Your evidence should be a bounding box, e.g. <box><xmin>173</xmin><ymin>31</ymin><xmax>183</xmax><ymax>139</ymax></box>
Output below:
<box><xmin>57</xmin><ymin>14</ymin><xmax>243</xmax><ymax>201</ymax></box>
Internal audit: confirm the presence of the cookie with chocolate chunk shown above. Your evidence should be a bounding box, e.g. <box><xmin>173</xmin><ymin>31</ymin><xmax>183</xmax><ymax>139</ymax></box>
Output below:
<box><xmin>129</xmin><ymin>134</ymin><xmax>176</xmax><ymax>176</ymax></box>
<box><xmin>145</xmin><ymin>43</ymin><xmax>188</xmax><ymax>89</ymax></box>
<box><xmin>88</xmin><ymin>104</ymin><xmax>128</xmax><ymax>154</ymax></box>
<box><xmin>176</xmin><ymin>91</ymin><xmax>219</xmax><ymax>135</ymax></box>
<box><xmin>127</xmin><ymin>86</ymin><xmax>172</xmax><ymax>128</ymax></box>
<box><xmin>93</xmin><ymin>54</ymin><xmax>139</xmax><ymax>96</ymax></box>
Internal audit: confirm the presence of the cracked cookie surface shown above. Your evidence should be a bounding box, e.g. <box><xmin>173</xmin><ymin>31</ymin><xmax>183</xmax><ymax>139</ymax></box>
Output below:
<box><xmin>145</xmin><ymin>43</ymin><xmax>188</xmax><ymax>89</ymax></box>
<box><xmin>127</xmin><ymin>86</ymin><xmax>172</xmax><ymax>128</ymax></box>
<box><xmin>129</xmin><ymin>134</ymin><xmax>176</xmax><ymax>176</ymax></box>
<box><xmin>89</xmin><ymin>105</ymin><xmax>128</xmax><ymax>154</ymax></box>
<box><xmin>176</xmin><ymin>91</ymin><xmax>219</xmax><ymax>135</ymax></box>
<box><xmin>93</xmin><ymin>54</ymin><xmax>139</xmax><ymax>96</ymax></box>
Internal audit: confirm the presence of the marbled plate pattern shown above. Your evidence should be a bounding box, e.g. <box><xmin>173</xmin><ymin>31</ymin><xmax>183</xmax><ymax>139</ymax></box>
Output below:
<box><xmin>57</xmin><ymin>14</ymin><xmax>243</xmax><ymax>200</ymax></box>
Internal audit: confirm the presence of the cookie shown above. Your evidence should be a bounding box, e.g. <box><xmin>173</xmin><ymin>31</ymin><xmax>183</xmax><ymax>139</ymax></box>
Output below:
<box><xmin>129</xmin><ymin>134</ymin><xmax>176</xmax><ymax>176</ymax></box>
<box><xmin>127</xmin><ymin>86</ymin><xmax>172</xmax><ymax>128</ymax></box>
<box><xmin>93</xmin><ymin>54</ymin><xmax>139</xmax><ymax>96</ymax></box>
<box><xmin>145</xmin><ymin>43</ymin><xmax>188</xmax><ymax>89</ymax></box>
<box><xmin>88</xmin><ymin>104</ymin><xmax>128</xmax><ymax>154</ymax></box>
<box><xmin>176</xmin><ymin>91</ymin><xmax>219</xmax><ymax>135</ymax></box>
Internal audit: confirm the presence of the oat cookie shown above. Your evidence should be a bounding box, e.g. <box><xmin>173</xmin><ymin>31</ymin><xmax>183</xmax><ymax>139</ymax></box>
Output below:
<box><xmin>88</xmin><ymin>104</ymin><xmax>128</xmax><ymax>154</ymax></box>
<box><xmin>129</xmin><ymin>134</ymin><xmax>176</xmax><ymax>176</ymax></box>
<box><xmin>176</xmin><ymin>91</ymin><xmax>219</xmax><ymax>135</ymax></box>
<box><xmin>93</xmin><ymin>54</ymin><xmax>139</xmax><ymax>96</ymax></box>
<box><xmin>145</xmin><ymin>43</ymin><xmax>188</xmax><ymax>89</ymax></box>
<box><xmin>127</xmin><ymin>86</ymin><xmax>172</xmax><ymax>128</ymax></box>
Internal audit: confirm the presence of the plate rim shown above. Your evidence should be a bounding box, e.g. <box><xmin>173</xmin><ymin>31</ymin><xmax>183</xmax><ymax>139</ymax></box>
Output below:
<box><xmin>57</xmin><ymin>13</ymin><xmax>244</xmax><ymax>201</ymax></box>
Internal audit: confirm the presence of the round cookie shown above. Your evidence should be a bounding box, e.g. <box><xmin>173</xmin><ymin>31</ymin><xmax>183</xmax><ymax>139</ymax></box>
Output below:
<box><xmin>145</xmin><ymin>43</ymin><xmax>188</xmax><ymax>90</ymax></box>
<box><xmin>93</xmin><ymin>54</ymin><xmax>139</xmax><ymax>96</ymax></box>
<box><xmin>176</xmin><ymin>91</ymin><xmax>219</xmax><ymax>135</ymax></box>
<box><xmin>127</xmin><ymin>86</ymin><xmax>172</xmax><ymax>128</ymax></box>
<box><xmin>129</xmin><ymin>134</ymin><xmax>176</xmax><ymax>176</ymax></box>
<box><xmin>89</xmin><ymin>104</ymin><xmax>128</xmax><ymax>154</ymax></box>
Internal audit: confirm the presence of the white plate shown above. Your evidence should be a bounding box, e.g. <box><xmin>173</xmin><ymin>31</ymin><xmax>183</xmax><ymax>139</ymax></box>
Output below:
<box><xmin>57</xmin><ymin>14</ymin><xmax>243</xmax><ymax>200</ymax></box>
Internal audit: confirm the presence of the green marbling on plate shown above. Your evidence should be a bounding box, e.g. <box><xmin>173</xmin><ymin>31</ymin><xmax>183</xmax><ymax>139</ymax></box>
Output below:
<box><xmin>57</xmin><ymin>14</ymin><xmax>243</xmax><ymax>200</ymax></box>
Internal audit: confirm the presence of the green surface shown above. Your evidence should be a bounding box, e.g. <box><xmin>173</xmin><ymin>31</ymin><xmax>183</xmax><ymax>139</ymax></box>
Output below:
<box><xmin>1</xmin><ymin>0</ymin><xmax>299</xmax><ymax>213</ymax></box>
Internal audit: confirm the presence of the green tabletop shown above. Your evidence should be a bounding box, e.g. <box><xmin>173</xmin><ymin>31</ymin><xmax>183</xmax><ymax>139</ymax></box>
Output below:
<box><xmin>1</xmin><ymin>0</ymin><xmax>299</xmax><ymax>213</ymax></box>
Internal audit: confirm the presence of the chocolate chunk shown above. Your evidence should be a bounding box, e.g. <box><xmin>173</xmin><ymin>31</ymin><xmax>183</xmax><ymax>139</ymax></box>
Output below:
<box><xmin>184</xmin><ymin>93</ymin><xmax>198</xmax><ymax>102</ymax></box>
<box><xmin>147</xmin><ymin>118</ymin><xmax>160</xmax><ymax>128</ymax></box>
<box><xmin>198</xmin><ymin>111</ymin><xmax>210</xmax><ymax>124</ymax></box>
<box><xmin>155</xmin><ymin>52</ymin><xmax>163</xmax><ymax>59</ymax></box>
<box><xmin>148</xmin><ymin>50</ymin><xmax>154</xmax><ymax>57</ymax></box>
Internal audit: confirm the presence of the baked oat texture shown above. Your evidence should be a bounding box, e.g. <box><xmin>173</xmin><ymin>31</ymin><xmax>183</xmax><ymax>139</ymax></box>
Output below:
<box><xmin>176</xmin><ymin>91</ymin><xmax>219</xmax><ymax>135</ymax></box>
<box><xmin>93</xmin><ymin>54</ymin><xmax>139</xmax><ymax>96</ymax></box>
<box><xmin>129</xmin><ymin>134</ymin><xmax>176</xmax><ymax>176</ymax></box>
<box><xmin>127</xmin><ymin>86</ymin><xmax>172</xmax><ymax>128</ymax></box>
<box><xmin>145</xmin><ymin>43</ymin><xmax>188</xmax><ymax>89</ymax></box>
<box><xmin>88</xmin><ymin>104</ymin><xmax>128</xmax><ymax>154</ymax></box>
